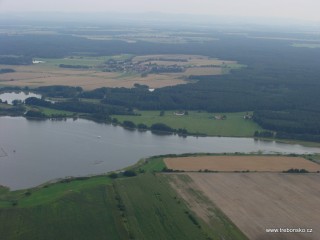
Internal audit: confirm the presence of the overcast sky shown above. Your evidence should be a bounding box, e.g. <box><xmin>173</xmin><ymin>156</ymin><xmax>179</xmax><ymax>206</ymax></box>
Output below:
<box><xmin>1</xmin><ymin>0</ymin><xmax>320</xmax><ymax>22</ymax></box>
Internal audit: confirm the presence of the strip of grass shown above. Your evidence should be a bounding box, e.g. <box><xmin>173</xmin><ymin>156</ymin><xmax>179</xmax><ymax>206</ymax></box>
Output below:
<box><xmin>35</xmin><ymin>106</ymin><xmax>75</xmax><ymax>117</ymax></box>
<box><xmin>138</xmin><ymin>157</ymin><xmax>166</xmax><ymax>172</ymax></box>
<box><xmin>113</xmin><ymin>111</ymin><xmax>262</xmax><ymax>137</ymax></box>
<box><xmin>25</xmin><ymin>105</ymin><xmax>75</xmax><ymax>118</ymax></box>
<box><xmin>310</xmin><ymin>154</ymin><xmax>320</xmax><ymax>164</ymax></box>
<box><xmin>114</xmin><ymin>173</ymin><xmax>215</xmax><ymax>240</ymax></box>
<box><xmin>267</xmin><ymin>138</ymin><xmax>320</xmax><ymax>148</ymax></box>
<box><xmin>0</xmin><ymin>176</ymin><xmax>112</xmax><ymax>208</ymax></box>
<box><xmin>222</xmin><ymin>63</ymin><xmax>247</xmax><ymax>74</ymax></box>
<box><xmin>0</xmin><ymin>103</ymin><xmax>14</xmax><ymax>109</ymax></box>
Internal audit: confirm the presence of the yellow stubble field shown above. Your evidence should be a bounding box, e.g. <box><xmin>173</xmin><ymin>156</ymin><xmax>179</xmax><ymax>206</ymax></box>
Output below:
<box><xmin>164</xmin><ymin>155</ymin><xmax>320</xmax><ymax>172</ymax></box>
<box><xmin>166</xmin><ymin>155</ymin><xmax>320</xmax><ymax>239</ymax></box>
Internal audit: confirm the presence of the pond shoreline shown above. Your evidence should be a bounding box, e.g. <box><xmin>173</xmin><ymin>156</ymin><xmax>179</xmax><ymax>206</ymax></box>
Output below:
<box><xmin>1</xmin><ymin>116</ymin><xmax>320</xmax><ymax>190</ymax></box>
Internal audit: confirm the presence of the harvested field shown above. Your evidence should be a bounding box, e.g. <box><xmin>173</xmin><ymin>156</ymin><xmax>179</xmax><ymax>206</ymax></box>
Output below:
<box><xmin>164</xmin><ymin>155</ymin><xmax>320</xmax><ymax>172</ymax></box>
<box><xmin>183</xmin><ymin>173</ymin><xmax>320</xmax><ymax>240</ymax></box>
<box><xmin>0</xmin><ymin>54</ymin><xmax>241</xmax><ymax>90</ymax></box>
<box><xmin>168</xmin><ymin>174</ymin><xmax>248</xmax><ymax>239</ymax></box>
<box><xmin>119</xmin><ymin>73</ymin><xmax>188</xmax><ymax>88</ymax></box>
<box><xmin>0</xmin><ymin>65</ymin><xmax>187</xmax><ymax>90</ymax></box>
<box><xmin>1</xmin><ymin>76</ymin><xmax>187</xmax><ymax>90</ymax></box>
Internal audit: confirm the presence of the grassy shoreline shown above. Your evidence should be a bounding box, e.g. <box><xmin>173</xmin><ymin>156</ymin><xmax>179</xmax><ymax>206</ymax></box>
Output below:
<box><xmin>255</xmin><ymin>137</ymin><xmax>320</xmax><ymax>148</ymax></box>
<box><xmin>0</xmin><ymin>153</ymin><xmax>254</xmax><ymax>240</ymax></box>
<box><xmin>2</xmin><ymin>152</ymin><xmax>319</xmax><ymax>194</ymax></box>
<box><xmin>113</xmin><ymin>110</ymin><xmax>262</xmax><ymax>137</ymax></box>
<box><xmin>0</xmin><ymin>104</ymin><xmax>320</xmax><ymax>148</ymax></box>
<box><xmin>1</xmin><ymin>152</ymin><xmax>318</xmax><ymax>239</ymax></box>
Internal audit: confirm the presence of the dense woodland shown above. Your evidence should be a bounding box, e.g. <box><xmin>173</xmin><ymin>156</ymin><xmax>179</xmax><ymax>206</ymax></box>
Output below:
<box><xmin>59</xmin><ymin>64</ymin><xmax>90</xmax><ymax>69</ymax></box>
<box><xmin>254</xmin><ymin>110</ymin><xmax>320</xmax><ymax>142</ymax></box>
<box><xmin>0</xmin><ymin>104</ymin><xmax>25</xmax><ymax>116</ymax></box>
<box><xmin>24</xmin><ymin>97</ymin><xmax>134</xmax><ymax>118</ymax></box>
<box><xmin>1</xmin><ymin>27</ymin><xmax>320</xmax><ymax>141</ymax></box>
<box><xmin>0</xmin><ymin>56</ymin><xmax>32</xmax><ymax>65</ymax></box>
<box><xmin>0</xmin><ymin>68</ymin><xmax>15</xmax><ymax>74</ymax></box>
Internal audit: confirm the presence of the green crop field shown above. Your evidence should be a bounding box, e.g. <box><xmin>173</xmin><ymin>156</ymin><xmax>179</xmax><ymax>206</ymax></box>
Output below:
<box><xmin>0</xmin><ymin>185</ymin><xmax>127</xmax><ymax>240</ymax></box>
<box><xmin>113</xmin><ymin>111</ymin><xmax>262</xmax><ymax>137</ymax></box>
<box><xmin>138</xmin><ymin>157</ymin><xmax>166</xmax><ymax>172</ymax></box>
<box><xmin>25</xmin><ymin>105</ymin><xmax>75</xmax><ymax>118</ymax></box>
<box><xmin>0</xmin><ymin>176</ymin><xmax>127</xmax><ymax>240</ymax></box>
<box><xmin>36</xmin><ymin>106</ymin><xmax>74</xmax><ymax>117</ymax></box>
<box><xmin>0</xmin><ymin>165</ymin><xmax>247</xmax><ymax>240</ymax></box>
<box><xmin>0</xmin><ymin>176</ymin><xmax>112</xmax><ymax>208</ymax></box>
<box><xmin>115</xmin><ymin>174</ymin><xmax>212</xmax><ymax>240</ymax></box>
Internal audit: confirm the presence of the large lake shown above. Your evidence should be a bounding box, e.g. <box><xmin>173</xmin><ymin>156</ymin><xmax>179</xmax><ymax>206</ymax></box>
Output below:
<box><xmin>1</xmin><ymin>117</ymin><xmax>320</xmax><ymax>190</ymax></box>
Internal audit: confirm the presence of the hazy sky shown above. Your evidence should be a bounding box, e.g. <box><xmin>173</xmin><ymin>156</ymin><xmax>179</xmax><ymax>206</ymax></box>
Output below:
<box><xmin>1</xmin><ymin>0</ymin><xmax>320</xmax><ymax>22</ymax></box>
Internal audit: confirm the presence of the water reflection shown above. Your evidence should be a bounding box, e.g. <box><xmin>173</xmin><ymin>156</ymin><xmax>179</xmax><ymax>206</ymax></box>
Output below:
<box><xmin>0</xmin><ymin>91</ymin><xmax>42</xmax><ymax>104</ymax></box>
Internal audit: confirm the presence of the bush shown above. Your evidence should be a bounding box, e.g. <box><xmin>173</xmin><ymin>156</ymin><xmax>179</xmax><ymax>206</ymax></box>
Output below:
<box><xmin>283</xmin><ymin>168</ymin><xmax>309</xmax><ymax>173</ymax></box>
<box><xmin>112</xmin><ymin>118</ymin><xmax>119</xmax><ymax>124</ymax></box>
<box><xmin>254</xmin><ymin>131</ymin><xmax>274</xmax><ymax>138</ymax></box>
<box><xmin>24</xmin><ymin>191</ymin><xmax>32</xmax><ymax>196</ymax></box>
<box><xmin>177</xmin><ymin>128</ymin><xmax>188</xmax><ymax>135</ymax></box>
<box><xmin>109</xmin><ymin>172</ymin><xmax>118</xmax><ymax>179</ymax></box>
<box><xmin>185</xmin><ymin>211</ymin><xmax>200</xmax><ymax>227</ymax></box>
<box><xmin>0</xmin><ymin>68</ymin><xmax>15</xmax><ymax>74</ymax></box>
<box><xmin>137</xmin><ymin>123</ymin><xmax>148</xmax><ymax>130</ymax></box>
<box><xmin>25</xmin><ymin>110</ymin><xmax>45</xmax><ymax>118</ymax></box>
<box><xmin>123</xmin><ymin>170</ymin><xmax>137</xmax><ymax>177</ymax></box>
<box><xmin>151</xmin><ymin>123</ymin><xmax>173</xmax><ymax>132</ymax></box>
<box><xmin>123</xmin><ymin>120</ymin><xmax>136</xmax><ymax>129</ymax></box>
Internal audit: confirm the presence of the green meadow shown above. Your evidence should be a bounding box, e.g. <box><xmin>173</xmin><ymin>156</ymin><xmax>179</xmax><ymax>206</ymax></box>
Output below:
<box><xmin>113</xmin><ymin>111</ymin><xmax>262</xmax><ymax>137</ymax></box>
<box><xmin>0</xmin><ymin>157</ymin><xmax>248</xmax><ymax>240</ymax></box>
<box><xmin>35</xmin><ymin>106</ymin><xmax>74</xmax><ymax>117</ymax></box>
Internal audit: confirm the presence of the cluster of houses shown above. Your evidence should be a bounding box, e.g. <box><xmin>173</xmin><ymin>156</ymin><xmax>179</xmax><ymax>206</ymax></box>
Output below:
<box><xmin>103</xmin><ymin>59</ymin><xmax>184</xmax><ymax>75</ymax></box>
<box><xmin>243</xmin><ymin>113</ymin><xmax>253</xmax><ymax>119</ymax></box>
<box><xmin>214</xmin><ymin>115</ymin><xmax>227</xmax><ymax>120</ymax></box>
<box><xmin>214</xmin><ymin>113</ymin><xmax>253</xmax><ymax>120</ymax></box>
<box><xmin>174</xmin><ymin>111</ymin><xmax>186</xmax><ymax>116</ymax></box>
<box><xmin>172</xmin><ymin>112</ymin><xmax>253</xmax><ymax>121</ymax></box>
<box><xmin>32</xmin><ymin>60</ymin><xmax>45</xmax><ymax>64</ymax></box>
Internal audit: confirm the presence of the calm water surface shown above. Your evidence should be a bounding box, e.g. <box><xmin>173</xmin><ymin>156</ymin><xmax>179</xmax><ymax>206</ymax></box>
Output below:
<box><xmin>1</xmin><ymin>117</ymin><xmax>320</xmax><ymax>190</ymax></box>
<box><xmin>0</xmin><ymin>92</ymin><xmax>41</xmax><ymax>104</ymax></box>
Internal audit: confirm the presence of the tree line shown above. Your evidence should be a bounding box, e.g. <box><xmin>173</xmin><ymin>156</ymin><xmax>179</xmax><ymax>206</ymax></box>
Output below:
<box><xmin>24</xmin><ymin>97</ymin><xmax>134</xmax><ymax>119</ymax></box>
